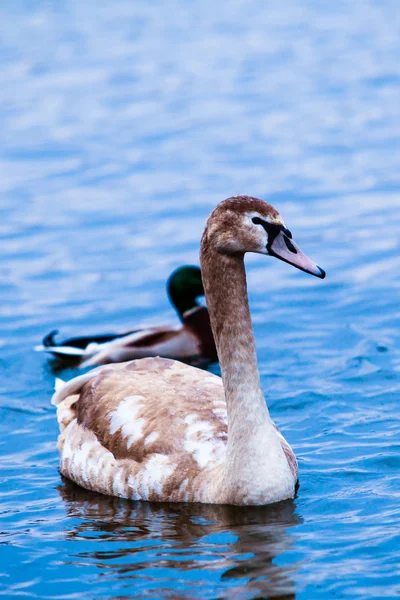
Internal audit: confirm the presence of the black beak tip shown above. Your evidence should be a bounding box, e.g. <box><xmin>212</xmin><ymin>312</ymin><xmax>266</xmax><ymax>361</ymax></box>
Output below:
<box><xmin>317</xmin><ymin>266</ymin><xmax>326</xmax><ymax>279</ymax></box>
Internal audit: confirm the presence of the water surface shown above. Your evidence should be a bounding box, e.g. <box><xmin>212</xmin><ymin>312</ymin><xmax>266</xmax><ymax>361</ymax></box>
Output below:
<box><xmin>1</xmin><ymin>1</ymin><xmax>400</xmax><ymax>598</ymax></box>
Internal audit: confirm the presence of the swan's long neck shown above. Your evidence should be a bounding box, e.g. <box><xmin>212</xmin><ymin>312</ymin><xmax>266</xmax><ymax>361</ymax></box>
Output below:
<box><xmin>201</xmin><ymin>248</ymin><xmax>267</xmax><ymax>418</ymax></box>
<box><xmin>200</xmin><ymin>242</ymin><xmax>279</xmax><ymax>488</ymax></box>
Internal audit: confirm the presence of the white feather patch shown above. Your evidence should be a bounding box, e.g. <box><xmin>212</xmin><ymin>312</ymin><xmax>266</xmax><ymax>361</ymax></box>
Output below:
<box><xmin>144</xmin><ymin>431</ymin><xmax>159</xmax><ymax>446</ymax></box>
<box><xmin>112</xmin><ymin>470</ymin><xmax>127</xmax><ymax>497</ymax></box>
<box><xmin>55</xmin><ymin>378</ymin><xmax>65</xmax><ymax>392</ymax></box>
<box><xmin>184</xmin><ymin>414</ymin><xmax>197</xmax><ymax>425</ymax></box>
<box><xmin>109</xmin><ymin>395</ymin><xmax>146</xmax><ymax>448</ymax></box>
<box><xmin>73</xmin><ymin>441</ymin><xmax>93</xmax><ymax>483</ymax></box>
<box><xmin>184</xmin><ymin>419</ymin><xmax>221</xmax><ymax>469</ymax></box>
<box><xmin>131</xmin><ymin>454</ymin><xmax>176</xmax><ymax>500</ymax></box>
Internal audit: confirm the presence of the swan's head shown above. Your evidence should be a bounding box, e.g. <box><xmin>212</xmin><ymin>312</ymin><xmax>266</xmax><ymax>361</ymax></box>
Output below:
<box><xmin>203</xmin><ymin>195</ymin><xmax>325</xmax><ymax>278</ymax></box>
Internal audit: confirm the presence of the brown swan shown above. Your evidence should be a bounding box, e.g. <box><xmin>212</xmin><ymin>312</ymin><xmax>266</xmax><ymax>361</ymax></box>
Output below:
<box><xmin>51</xmin><ymin>196</ymin><xmax>325</xmax><ymax>506</ymax></box>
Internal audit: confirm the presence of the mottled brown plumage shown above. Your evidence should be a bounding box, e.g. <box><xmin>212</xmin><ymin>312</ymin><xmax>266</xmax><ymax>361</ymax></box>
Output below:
<box><xmin>52</xmin><ymin>196</ymin><xmax>325</xmax><ymax>505</ymax></box>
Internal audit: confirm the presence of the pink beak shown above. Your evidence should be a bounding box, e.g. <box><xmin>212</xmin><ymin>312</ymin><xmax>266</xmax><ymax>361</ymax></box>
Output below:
<box><xmin>268</xmin><ymin>230</ymin><xmax>325</xmax><ymax>279</ymax></box>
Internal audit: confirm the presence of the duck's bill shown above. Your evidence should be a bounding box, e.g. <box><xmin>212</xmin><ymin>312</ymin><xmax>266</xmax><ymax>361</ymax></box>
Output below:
<box><xmin>268</xmin><ymin>231</ymin><xmax>326</xmax><ymax>279</ymax></box>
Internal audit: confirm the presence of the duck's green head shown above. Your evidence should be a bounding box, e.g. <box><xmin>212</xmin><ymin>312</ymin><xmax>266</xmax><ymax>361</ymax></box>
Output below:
<box><xmin>167</xmin><ymin>265</ymin><xmax>205</xmax><ymax>318</ymax></box>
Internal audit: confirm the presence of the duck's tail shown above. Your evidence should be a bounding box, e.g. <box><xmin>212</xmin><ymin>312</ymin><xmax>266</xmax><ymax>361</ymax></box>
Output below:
<box><xmin>43</xmin><ymin>330</ymin><xmax>59</xmax><ymax>347</ymax></box>
<box><xmin>34</xmin><ymin>329</ymin><xmax>86</xmax><ymax>356</ymax></box>
<box><xmin>34</xmin><ymin>329</ymin><xmax>128</xmax><ymax>357</ymax></box>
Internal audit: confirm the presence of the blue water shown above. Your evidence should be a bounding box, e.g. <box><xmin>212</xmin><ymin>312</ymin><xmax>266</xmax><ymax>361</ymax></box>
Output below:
<box><xmin>1</xmin><ymin>1</ymin><xmax>400</xmax><ymax>598</ymax></box>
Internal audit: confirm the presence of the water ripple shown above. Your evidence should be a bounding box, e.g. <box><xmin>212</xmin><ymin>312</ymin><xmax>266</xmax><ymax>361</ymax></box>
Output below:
<box><xmin>0</xmin><ymin>0</ymin><xmax>399</xmax><ymax>598</ymax></box>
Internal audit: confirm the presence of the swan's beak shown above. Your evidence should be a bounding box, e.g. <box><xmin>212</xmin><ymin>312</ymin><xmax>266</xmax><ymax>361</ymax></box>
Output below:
<box><xmin>268</xmin><ymin>230</ymin><xmax>326</xmax><ymax>279</ymax></box>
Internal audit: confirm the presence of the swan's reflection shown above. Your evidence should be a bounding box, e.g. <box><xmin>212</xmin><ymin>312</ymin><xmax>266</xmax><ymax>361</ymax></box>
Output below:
<box><xmin>59</xmin><ymin>478</ymin><xmax>301</xmax><ymax>598</ymax></box>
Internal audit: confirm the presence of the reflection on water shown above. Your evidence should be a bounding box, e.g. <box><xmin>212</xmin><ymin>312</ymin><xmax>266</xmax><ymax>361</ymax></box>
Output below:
<box><xmin>59</xmin><ymin>479</ymin><xmax>300</xmax><ymax>599</ymax></box>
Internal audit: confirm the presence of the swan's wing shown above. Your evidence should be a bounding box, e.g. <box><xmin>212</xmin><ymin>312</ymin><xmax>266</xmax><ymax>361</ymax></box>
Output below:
<box><xmin>273</xmin><ymin>424</ymin><xmax>298</xmax><ymax>481</ymax></box>
<box><xmin>53</xmin><ymin>358</ymin><xmax>228</xmax><ymax>502</ymax></box>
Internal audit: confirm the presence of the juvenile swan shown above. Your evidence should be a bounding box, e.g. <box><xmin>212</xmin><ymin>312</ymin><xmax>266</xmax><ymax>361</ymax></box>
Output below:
<box><xmin>52</xmin><ymin>196</ymin><xmax>325</xmax><ymax>506</ymax></box>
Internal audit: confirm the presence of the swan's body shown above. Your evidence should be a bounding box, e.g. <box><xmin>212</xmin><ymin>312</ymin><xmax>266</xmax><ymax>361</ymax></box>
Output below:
<box><xmin>52</xmin><ymin>196</ymin><xmax>325</xmax><ymax>506</ymax></box>
<box><xmin>36</xmin><ymin>266</ymin><xmax>217</xmax><ymax>368</ymax></box>
<box><xmin>53</xmin><ymin>357</ymin><xmax>297</xmax><ymax>505</ymax></box>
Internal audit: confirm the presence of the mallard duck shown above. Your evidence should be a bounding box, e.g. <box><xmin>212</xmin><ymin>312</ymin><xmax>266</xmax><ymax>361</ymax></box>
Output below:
<box><xmin>36</xmin><ymin>266</ymin><xmax>217</xmax><ymax>368</ymax></box>
<box><xmin>52</xmin><ymin>196</ymin><xmax>325</xmax><ymax>506</ymax></box>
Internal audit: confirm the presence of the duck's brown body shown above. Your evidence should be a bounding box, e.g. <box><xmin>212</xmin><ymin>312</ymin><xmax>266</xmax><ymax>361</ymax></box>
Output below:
<box><xmin>76</xmin><ymin>306</ymin><xmax>217</xmax><ymax>368</ymax></box>
<box><xmin>36</xmin><ymin>266</ymin><xmax>217</xmax><ymax>369</ymax></box>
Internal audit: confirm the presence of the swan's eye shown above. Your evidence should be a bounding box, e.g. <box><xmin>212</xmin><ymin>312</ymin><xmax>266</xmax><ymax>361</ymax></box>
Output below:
<box><xmin>252</xmin><ymin>217</ymin><xmax>281</xmax><ymax>238</ymax></box>
<box><xmin>251</xmin><ymin>216</ymin><xmax>291</xmax><ymax>251</ymax></box>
